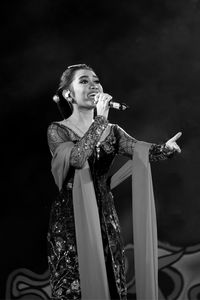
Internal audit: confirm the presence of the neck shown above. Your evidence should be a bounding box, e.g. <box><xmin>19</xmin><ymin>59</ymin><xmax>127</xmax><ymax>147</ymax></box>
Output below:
<box><xmin>68</xmin><ymin>106</ymin><xmax>94</xmax><ymax>126</ymax></box>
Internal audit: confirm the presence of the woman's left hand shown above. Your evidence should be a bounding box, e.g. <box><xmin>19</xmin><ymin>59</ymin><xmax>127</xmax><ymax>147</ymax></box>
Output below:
<box><xmin>165</xmin><ymin>132</ymin><xmax>182</xmax><ymax>153</ymax></box>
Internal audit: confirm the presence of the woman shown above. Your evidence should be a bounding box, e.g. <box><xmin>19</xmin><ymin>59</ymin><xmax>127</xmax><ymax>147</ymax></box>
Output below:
<box><xmin>47</xmin><ymin>63</ymin><xmax>181</xmax><ymax>300</ymax></box>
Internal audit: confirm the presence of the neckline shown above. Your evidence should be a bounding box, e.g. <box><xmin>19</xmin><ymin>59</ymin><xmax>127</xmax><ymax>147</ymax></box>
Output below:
<box><xmin>55</xmin><ymin>120</ymin><xmax>87</xmax><ymax>138</ymax></box>
<box><xmin>54</xmin><ymin>121</ymin><xmax>114</xmax><ymax>143</ymax></box>
<box><xmin>62</xmin><ymin>119</ymin><xmax>93</xmax><ymax>137</ymax></box>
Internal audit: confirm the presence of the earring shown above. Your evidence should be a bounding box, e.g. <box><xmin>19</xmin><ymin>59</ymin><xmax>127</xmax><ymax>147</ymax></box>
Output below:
<box><xmin>63</xmin><ymin>90</ymin><xmax>71</xmax><ymax>100</ymax></box>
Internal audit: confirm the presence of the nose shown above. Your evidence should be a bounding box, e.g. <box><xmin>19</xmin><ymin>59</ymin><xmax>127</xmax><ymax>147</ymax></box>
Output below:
<box><xmin>90</xmin><ymin>82</ymin><xmax>98</xmax><ymax>89</ymax></box>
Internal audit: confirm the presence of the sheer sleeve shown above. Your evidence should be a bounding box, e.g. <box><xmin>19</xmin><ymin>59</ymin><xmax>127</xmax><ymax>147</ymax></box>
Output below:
<box><xmin>115</xmin><ymin>125</ymin><xmax>175</xmax><ymax>162</ymax></box>
<box><xmin>115</xmin><ymin>125</ymin><xmax>138</xmax><ymax>158</ymax></box>
<box><xmin>47</xmin><ymin>123</ymin><xmax>69</xmax><ymax>155</ymax></box>
<box><xmin>69</xmin><ymin>116</ymin><xmax>108</xmax><ymax>168</ymax></box>
<box><xmin>47</xmin><ymin>115</ymin><xmax>108</xmax><ymax>169</ymax></box>
<box><xmin>149</xmin><ymin>143</ymin><xmax>175</xmax><ymax>162</ymax></box>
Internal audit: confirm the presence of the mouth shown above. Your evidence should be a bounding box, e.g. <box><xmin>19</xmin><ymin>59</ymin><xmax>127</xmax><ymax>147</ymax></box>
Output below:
<box><xmin>88</xmin><ymin>92</ymin><xmax>98</xmax><ymax>98</ymax></box>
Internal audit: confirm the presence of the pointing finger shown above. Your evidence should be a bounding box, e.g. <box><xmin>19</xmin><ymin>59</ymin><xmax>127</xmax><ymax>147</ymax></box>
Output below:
<box><xmin>169</xmin><ymin>132</ymin><xmax>182</xmax><ymax>142</ymax></box>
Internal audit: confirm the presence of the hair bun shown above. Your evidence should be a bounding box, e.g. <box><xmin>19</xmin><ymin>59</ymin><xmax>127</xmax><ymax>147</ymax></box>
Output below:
<box><xmin>53</xmin><ymin>95</ymin><xmax>60</xmax><ymax>103</ymax></box>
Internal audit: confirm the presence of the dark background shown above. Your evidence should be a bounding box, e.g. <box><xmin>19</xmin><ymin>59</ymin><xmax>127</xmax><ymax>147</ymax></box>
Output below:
<box><xmin>1</xmin><ymin>0</ymin><xmax>200</xmax><ymax>298</ymax></box>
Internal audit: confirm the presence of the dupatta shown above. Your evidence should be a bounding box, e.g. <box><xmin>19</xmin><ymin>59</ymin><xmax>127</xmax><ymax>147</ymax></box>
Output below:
<box><xmin>51</xmin><ymin>142</ymin><xmax>110</xmax><ymax>299</ymax></box>
<box><xmin>51</xmin><ymin>140</ymin><xmax>158</xmax><ymax>300</ymax></box>
<box><xmin>111</xmin><ymin>141</ymin><xmax>158</xmax><ymax>300</ymax></box>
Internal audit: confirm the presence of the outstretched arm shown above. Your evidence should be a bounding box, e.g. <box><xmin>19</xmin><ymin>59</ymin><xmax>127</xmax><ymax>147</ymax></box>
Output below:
<box><xmin>115</xmin><ymin>125</ymin><xmax>182</xmax><ymax>162</ymax></box>
<box><xmin>149</xmin><ymin>132</ymin><xmax>182</xmax><ymax>162</ymax></box>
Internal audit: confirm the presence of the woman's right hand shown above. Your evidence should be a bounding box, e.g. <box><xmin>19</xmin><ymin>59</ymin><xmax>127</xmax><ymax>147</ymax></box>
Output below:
<box><xmin>95</xmin><ymin>92</ymin><xmax>112</xmax><ymax>119</ymax></box>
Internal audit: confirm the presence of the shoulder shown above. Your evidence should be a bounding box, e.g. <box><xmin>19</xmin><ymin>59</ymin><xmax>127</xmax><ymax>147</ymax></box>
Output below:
<box><xmin>110</xmin><ymin>123</ymin><xmax>132</xmax><ymax>138</ymax></box>
<box><xmin>47</xmin><ymin>122</ymin><xmax>59</xmax><ymax>135</ymax></box>
<box><xmin>47</xmin><ymin>119</ymin><xmax>67</xmax><ymax>131</ymax></box>
<box><xmin>55</xmin><ymin>119</ymin><xmax>67</xmax><ymax>126</ymax></box>
<box><xmin>47</xmin><ymin>120</ymin><xmax>70</xmax><ymax>139</ymax></box>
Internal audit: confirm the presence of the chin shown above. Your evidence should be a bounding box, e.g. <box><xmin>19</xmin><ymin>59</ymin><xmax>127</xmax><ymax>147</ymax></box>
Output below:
<box><xmin>87</xmin><ymin>101</ymin><xmax>96</xmax><ymax>108</ymax></box>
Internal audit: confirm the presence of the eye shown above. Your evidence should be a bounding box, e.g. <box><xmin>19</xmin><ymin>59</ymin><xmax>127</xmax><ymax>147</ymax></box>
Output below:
<box><xmin>80</xmin><ymin>79</ymin><xmax>88</xmax><ymax>84</ymax></box>
<box><xmin>94</xmin><ymin>79</ymin><xmax>100</xmax><ymax>84</ymax></box>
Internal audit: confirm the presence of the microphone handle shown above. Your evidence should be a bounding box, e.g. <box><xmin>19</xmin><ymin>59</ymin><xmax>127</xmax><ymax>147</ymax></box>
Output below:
<box><xmin>109</xmin><ymin>101</ymin><xmax>129</xmax><ymax>111</ymax></box>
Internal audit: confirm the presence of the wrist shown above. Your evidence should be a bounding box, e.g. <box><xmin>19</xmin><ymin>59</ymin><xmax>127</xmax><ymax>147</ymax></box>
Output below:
<box><xmin>95</xmin><ymin>115</ymin><xmax>108</xmax><ymax>122</ymax></box>
<box><xmin>162</xmin><ymin>144</ymin><xmax>175</xmax><ymax>156</ymax></box>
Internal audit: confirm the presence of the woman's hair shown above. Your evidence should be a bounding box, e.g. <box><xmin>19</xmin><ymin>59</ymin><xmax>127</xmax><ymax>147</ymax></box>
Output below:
<box><xmin>53</xmin><ymin>64</ymin><xmax>94</xmax><ymax>119</ymax></box>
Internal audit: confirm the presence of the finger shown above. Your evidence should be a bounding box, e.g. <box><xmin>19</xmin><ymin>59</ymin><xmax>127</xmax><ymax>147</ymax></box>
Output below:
<box><xmin>94</xmin><ymin>93</ymin><xmax>100</xmax><ymax>103</ymax></box>
<box><xmin>171</xmin><ymin>143</ymin><xmax>181</xmax><ymax>153</ymax></box>
<box><xmin>169</xmin><ymin>132</ymin><xmax>182</xmax><ymax>142</ymax></box>
<box><xmin>105</xmin><ymin>95</ymin><xmax>113</xmax><ymax>105</ymax></box>
<box><xmin>174</xmin><ymin>145</ymin><xmax>181</xmax><ymax>153</ymax></box>
<box><xmin>99</xmin><ymin>93</ymin><xmax>112</xmax><ymax>107</ymax></box>
<box><xmin>97</xmin><ymin>93</ymin><xmax>104</xmax><ymax>102</ymax></box>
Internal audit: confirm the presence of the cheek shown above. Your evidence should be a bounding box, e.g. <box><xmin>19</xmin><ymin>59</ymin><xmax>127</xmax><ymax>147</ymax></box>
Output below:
<box><xmin>70</xmin><ymin>91</ymin><xmax>77</xmax><ymax>102</ymax></box>
<box><xmin>99</xmin><ymin>85</ymin><xmax>103</xmax><ymax>92</ymax></box>
<box><xmin>71</xmin><ymin>86</ymin><xmax>81</xmax><ymax>99</ymax></box>
<box><xmin>69</xmin><ymin>84</ymin><xmax>76</xmax><ymax>99</ymax></box>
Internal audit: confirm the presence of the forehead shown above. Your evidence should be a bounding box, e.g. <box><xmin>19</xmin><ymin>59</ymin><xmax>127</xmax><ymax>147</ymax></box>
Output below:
<box><xmin>73</xmin><ymin>69</ymin><xmax>98</xmax><ymax>80</ymax></box>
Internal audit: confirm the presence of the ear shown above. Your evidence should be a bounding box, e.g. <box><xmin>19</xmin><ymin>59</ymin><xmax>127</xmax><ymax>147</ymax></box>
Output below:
<box><xmin>62</xmin><ymin>89</ymin><xmax>71</xmax><ymax>100</ymax></box>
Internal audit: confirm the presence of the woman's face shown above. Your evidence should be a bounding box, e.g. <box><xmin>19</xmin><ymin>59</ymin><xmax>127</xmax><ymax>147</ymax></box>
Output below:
<box><xmin>69</xmin><ymin>69</ymin><xmax>103</xmax><ymax>109</ymax></box>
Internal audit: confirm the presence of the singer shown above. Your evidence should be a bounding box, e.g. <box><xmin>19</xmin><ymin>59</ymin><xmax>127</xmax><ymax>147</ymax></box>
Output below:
<box><xmin>47</xmin><ymin>63</ymin><xmax>182</xmax><ymax>300</ymax></box>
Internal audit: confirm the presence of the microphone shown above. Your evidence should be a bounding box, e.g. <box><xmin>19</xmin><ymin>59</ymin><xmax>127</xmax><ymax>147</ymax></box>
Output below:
<box><xmin>109</xmin><ymin>100</ymin><xmax>129</xmax><ymax>111</ymax></box>
<box><xmin>53</xmin><ymin>90</ymin><xmax>129</xmax><ymax>111</ymax></box>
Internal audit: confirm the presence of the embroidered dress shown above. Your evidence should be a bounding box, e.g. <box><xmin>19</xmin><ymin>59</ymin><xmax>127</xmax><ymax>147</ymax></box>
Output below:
<box><xmin>47</xmin><ymin>116</ymin><xmax>173</xmax><ymax>300</ymax></box>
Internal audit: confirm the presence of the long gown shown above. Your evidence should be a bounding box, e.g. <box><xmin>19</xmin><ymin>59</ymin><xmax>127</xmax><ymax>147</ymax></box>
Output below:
<box><xmin>47</xmin><ymin>115</ymin><xmax>173</xmax><ymax>300</ymax></box>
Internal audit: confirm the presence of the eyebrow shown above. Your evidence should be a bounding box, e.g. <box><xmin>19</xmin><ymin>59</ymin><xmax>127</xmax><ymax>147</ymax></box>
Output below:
<box><xmin>78</xmin><ymin>75</ymin><xmax>99</xmax><ymax>80</ymax></box>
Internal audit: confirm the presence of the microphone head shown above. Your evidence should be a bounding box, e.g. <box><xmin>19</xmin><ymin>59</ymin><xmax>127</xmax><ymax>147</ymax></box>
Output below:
<box><xmin>121</xmin><ymin>103</ymin><xmax>129</xmax><ymax>110</ymax></box>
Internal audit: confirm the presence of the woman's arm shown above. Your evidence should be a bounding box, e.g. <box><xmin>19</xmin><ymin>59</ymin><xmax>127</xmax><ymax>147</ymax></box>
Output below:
<box><xmin>47</xmin><ymin>123</ymin><xmax>69</xmax><ymax>155</ymax></box>
<box><xmin>69</xmin><ymin>116</ymin><xmax>108</xmax><ymax>168</ymax></box>
<box><xmin>47</xmin><ymin>115</ymin><xmax>108</xmax><ymax>169</ymax></box>
<box><xmin>115</xmin><ymin>125</ymin><xmax>178</xmax><ymax>162</ymax></box>
<box><xmin>149</xmin><ymin>144</ymin><xmax>175</xmax><ymax>162</ymax></box>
